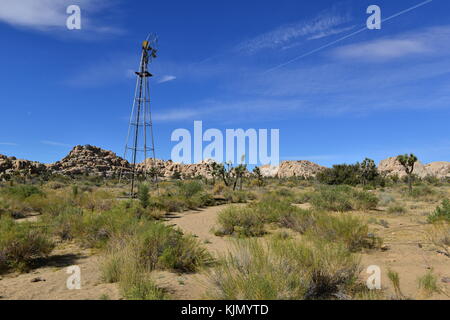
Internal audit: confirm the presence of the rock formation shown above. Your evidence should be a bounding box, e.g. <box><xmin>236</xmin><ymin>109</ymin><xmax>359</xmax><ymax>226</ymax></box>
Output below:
<box><xmin>0</xmin><ymin>155</ymin><xmax>47</xmax><ymax>180</ymax></box>
<box><xmin>1</xmin><ymin>145</ymin><xmax>449</xmax><ymax>181</ymax></box>
<box><xmin>47</xmin><ymin>145</ymin><xmax>131</xmax><ymax>178</ymax></box>
<box><xmin>260</xmin><ymin>161</ymin><xmax>326</xmax><ymax>178</ymax></box>
<box><xmin>378</xmin><ymin>157</ymin><xmax>450</xmax><ymax>179</ymax></box>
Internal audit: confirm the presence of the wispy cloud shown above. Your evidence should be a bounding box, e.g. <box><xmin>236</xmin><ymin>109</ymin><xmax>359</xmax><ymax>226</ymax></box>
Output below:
<box><xmin>41</xmin><ymin>140</ymin><xmax>71</xmax><ymax>147</ymax></box>
<box><xmin>153</xmin><ymin>98</ymin><xmax>305</xmax><ymax>123</ymax></box>
<box><xmin>0</xmin><ymin>0</ymin><xmax>122</xmax><ymax>35</ymax></box>
<box><xmin>67</xmin><ymin>54</ymin><xmax>136</xmax><ymax>87</ymax></box>
<box><xmin>157</xmin><ymin>75</ymin><xmax>177</xmax><ymax>84</ymax></box>
<box><xmin>332</xmin><ymin>26</ymin><xmax>450</xmax><ymax>62</ymax></box>
<box><xmin>0</xmin><ymin>142</ymin><xmax>18</xmax><ymax>146</ymax></box>
<box><xmin>236</xmin><ymin>7</ymin><xmax>352</xmax><ymax>54</ymax></box>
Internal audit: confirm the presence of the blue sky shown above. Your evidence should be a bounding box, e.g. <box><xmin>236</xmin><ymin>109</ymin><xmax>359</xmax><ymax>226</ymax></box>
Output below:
<box><xmin>0</xmin><ymin>0</ymin><xmax>449</xmax><ymax>167</ymax></box>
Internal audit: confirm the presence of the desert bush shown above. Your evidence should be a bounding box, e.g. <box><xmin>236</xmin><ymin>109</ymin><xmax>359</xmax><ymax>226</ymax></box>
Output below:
<box><xmin>215</xmin><ymin>206</ymin><xmax>265</xmax><ymax>237</ymax></box>
<box><xmin>2</xmin><ymin>185</ymin><xmax>43</xmax><ymax>200</ymax></box>
<box><xmin>428</xmin><ymin>199</ymin><xmax>450</xmax><ymax>223</ymax></box>
<box><xmin>136</xmin><ymin>222</ymin><xmax>212</xmax><ymax>272</ymax></box>
<box><xmin>223</xmin><ymin>190</ymin><xmax>252</xmax><ymax>203</ymax></box>
<box><xmin>45</xmin><ymin>202</ymin><xmax>142</xmax><ymax>248</ymax></box>
<box><xmin>417</xmin><ymin>270</ymin><xmax>441</xmax><ymax>297</ymax></box>
<box><xmin>387</xmin><ymin>204</ymin><xmax>406</xmax><ymax>215</ymax></box>
<box><xmin>137</xmin><ymin>184</ymin><xmax>150</xmax><ymax>208</ymax></box>
<box><xmin>316</xmin><ymin>164</ymin><xmax>361</xmax><ymax>186</ymax></box>
<box><xmin>294</xmin><ymin>191</ymin><xmax>314</xmax><ymax>204</ymax></box>
<box><xmin>310</xmin><ymin>186</ymin><xmax>352</xmax><ymax>212</ymax></box>
<box><xmin>306</xmin><ymin>213</ymin><xmax>381</xmax><ymax>252</ymax></box>
<box><xmin>427</xmin><ymin>222</ymin><xmax>450</xmax><ymax>257</ymax></box>
<box><xmin>176</xmin><ymin>180</ymin><xmax>204</xmax><ymax>198</ymax></box>
<box><xmin>121</xmin><ymin>271</ymin><xmax>167</xmax><ymax>300</ymax></box>
<box><xmin>212</xmin><ymin>182</ymin><xmax>226</xmax><ymax>195</ymax></box>
<box><xmin>378</xmin><ymin>193</ymin><xmax>395</xmax><ymax>206</ymax></box>
<box><xmin>249</xmin><ymin>198</ymin><xmax>295</xmax><ymax>223</ymax></box>
<box><xmin>277</xmin><ymin>208</ymin><xmax>316</xmax><ymax>234</ymax></box>
<box><xmin>310</xmin><ymin>186</ymin><xmax>378</xmax><ymax>212</ymax></box>
<box><xmin>45</xmin><ymin>181</ymin><xmax>66</xmax><ymax>190</ymax></box>
<box><xmin>103</xmin><ymin>221</ymin><xmax>212</xmax><ymax>276</ymax></box>
<box><xmin>0</xmin><ymin>217</ymin><xmax>54</xmax><ymax>273</ymax></box>
<box><xmin>208</xmin><ymin>238</ymin><xmax>361</xmax><ymax>300</ymax></box>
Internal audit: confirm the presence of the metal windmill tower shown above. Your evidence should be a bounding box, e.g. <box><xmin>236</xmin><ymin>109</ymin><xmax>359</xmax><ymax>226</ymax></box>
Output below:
<box><xmin>122</xmin><ymin>35</ymin><xmax>158</xmax><ymax>197</ymax></box>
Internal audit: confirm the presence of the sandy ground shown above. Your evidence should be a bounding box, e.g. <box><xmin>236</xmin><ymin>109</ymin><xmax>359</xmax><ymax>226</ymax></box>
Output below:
<box><xmin>154</xmin><ymin>204</ymin><xmax>238</xmax><ymax>299</ymax></box>
<box><xmin>1</xmin><ymin>198</ymin><xmax>448</xmax><ymax>300</ymax></box>
<box><xmin>0</xmin><ymin>243</ymin><xmax>120</xmax><ymax>300</ymax></box>
<box><xmin>359</xmin><ymin>207</ymin><xmax>450</xmax><ymax>299</ymax></box>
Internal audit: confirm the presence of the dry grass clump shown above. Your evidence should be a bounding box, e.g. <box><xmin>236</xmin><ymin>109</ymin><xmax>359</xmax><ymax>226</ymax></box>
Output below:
<box><xmin>428</xmin><ymin>199</ymin><xmax>450</xmax><ymax>223</ymax></box>
<box><xmin>310</xmin><ymin>185</ymin><xmax>378</xmax><ymax>212</ymax></box>
<box><xmin>305</xmin><ymin>213</ymin><xmax>382</xmax><ymax>252</ymax></box>
<box><xmin>0</xmin><ymin>216</ymin><xmax>54</xmax><ymax>274</ymax></box>
<box><xmin>214</xmin><ymin>205</ymin><xmax>265</xmax><ymax>237</ymax></box>
<box><xmin>417</xmin><ymin>269</ymin><xmax>441</xmax><ymax>298</ymax></box>
<box><xmin>208</xmin><ymin>238</ymin><xmax>361</xmax><ymax>300</ymax></box>
<box><xmin>427</xmin><ymin>221</ymin><xmax>450</xmax><ymax>257</ymax></box>
<box><xmin>101</xmin><ymin>237</ymin><xmax>167</xmax><ymax>300</ymax></box>
<box><xmin>387</xmin><ymin>204</ymin><xmax>407</xmax><ymax>215</ymax></box>
<box><xmin>102</xmin><ymin>221</ymin><xmax>212</xmax><ymax>299</ymax></box>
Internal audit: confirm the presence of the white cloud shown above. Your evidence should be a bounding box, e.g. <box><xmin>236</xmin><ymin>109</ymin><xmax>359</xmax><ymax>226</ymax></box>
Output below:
<box><xmin>0</xmin><ymin>0</ymin><xmax>120</xmax><ymax>33</ymax></box>
<box><xmin>0</xmin><ymin>142</ymin><xmax>18</xmax><ymax>146</ymax></box>
<box><xmin>157</xmin><ymin>75</ymin><xmax>177</xmax><ymax>84</ymax></box>
<box><xmin>236</xmin><ymin>8</ymin><xmax>352</xmax><ymax>54</ymax></box>
<box><xmin>332</xmin><ymin>26</ymin><xmax>450</xmax><ymax>62</ymax></box>
<box><xmin>41</xmin><ymin>140</ymin><xmax>71</xmax><ymax>147</ymax></box>
<box><xmin>153</xmin><ymin>98</ymin><xmax>305</xmax><ymax>123</ymax></box>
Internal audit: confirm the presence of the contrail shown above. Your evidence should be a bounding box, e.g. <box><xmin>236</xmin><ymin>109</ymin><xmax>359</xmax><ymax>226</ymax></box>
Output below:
<box><xmin>262</xmin><ymin>0</ymin><xmax>433</xmax><ymax>74</ymax></box>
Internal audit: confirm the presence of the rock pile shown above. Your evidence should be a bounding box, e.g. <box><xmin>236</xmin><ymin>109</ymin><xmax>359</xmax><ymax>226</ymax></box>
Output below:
<box><xmin>260</xmin><ymin>161</ymin><xmax>326</xmax><ymax>178</ymax></box>
<box><xmin>47</xmin><ymin>145</ymin><xmax>131</xmax><ymax>178</ymax></box>
<box><xmin>0</xmin><ymin>155</ymin><xmax>47</xmax><ymax>180</ymax></box>
<box><xmin>138</xmin><ymin>158</ymin><xmax>215</xmax><ymax>179</ymax></box>
<box><xmin>1</xmin><ymin>145</ymin><xmax>449</xmax><ymax>180</ymax></box>
<box><xmin>378</xmin><ymin>157</ymin><xmax>450</xmax><ymax>179</ymax></box>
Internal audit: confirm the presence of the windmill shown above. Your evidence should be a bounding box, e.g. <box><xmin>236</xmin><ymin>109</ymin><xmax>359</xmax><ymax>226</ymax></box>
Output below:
<box><xmin>121</xmin><ymin>34</ymin><xmax>158</xmax><ymax>197</ymax></box>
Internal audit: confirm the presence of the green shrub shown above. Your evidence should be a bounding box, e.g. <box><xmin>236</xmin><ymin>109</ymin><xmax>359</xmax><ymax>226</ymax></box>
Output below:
<box><xmin>307</xmin><ymin>213</ymin><xmax>381</xmax><ymax>252</ymax></box>
<box><xmin>316</xmin><ymin>164</ymin><xmax>361</xmax><ymax>186</ymax></box>
<box><xmin>406</xmin><ymin>185</ymin><xmax>437</xmax><ymax>201</ymax></box>
<box><xmin>176</xmin><ymin>181</ymin><xmax>203</xmax><ymax>198</ymax></box>
<box><xmin>417</xmin><ymin>270</ymin><xmax>440</xmax><ymax>297</ymax></box>
<box><xmin>3</xmin><ymin>185</ymin><xmax>43</xmax><ymax>199</ymax></box>
<box><xmin>215</xmin><ymin>206</ymin><xmax>265</xmax><ymax>237</ymax></box>
<box><xmin>137</xmin><ymin>184</ymin><xmax>150</xmax><ymax>208</ymax></box>
<box><xmin>102</xmin><ymin>221</ymin><xmax>212</xmax><ymax>291</ymax></box>
<box><xmin>310</xmin><ymin>186</ymin><xmax>353</xmax><ymax>212</ymax></box>
<box><xmin>0</xmin><ymin>217</ymin><xmax>54</xmax><ymax>273</ymax></box>
<box><xmin>208</xmin><ymin>238</ymin><xmax>361</xmax><ymax>300</ymax></box>
<box><xmin>428</xmin><ymin>199</ymin><xmax>450</xmax><ymax>223</ymax></box>
<box><xmin>277</xmin><ymin>208</ymin><xmax>316</xmax><ymax>234</ymax></box>
<box><xmin>224</xmin><ymin>190</ymin><xmax>250</xmax><ymax>203</ymax></box>
<box><xmin>387</xmin><ymin>205</ymin><xmax>406</xmax><ymax>215</ymax></box>
<box><xmin>101</xmin><ymin>239</ymin><xmax>168</xmax><ymax>300</ymax></box>
<box><xmin>310</xmin><ymin>186</ymin><xmax>378</xmax><ymax>212</ymax></box>
<box><xmin>249</xmin><ymin>198</ymin><xmax>295</xmax><ymax>223</ymax></box>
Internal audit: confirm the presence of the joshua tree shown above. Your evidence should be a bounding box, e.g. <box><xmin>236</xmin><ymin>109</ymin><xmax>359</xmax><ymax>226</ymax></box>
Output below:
<box><xmin>253</xmin><ymin>166</ymin><xmax>264</xmax><ymax>187</ymax></box>
<box><xmin>360</xmin><ymin>158</ymin><xmax>378</xmax><ymax>185</ymax></box>
<box><xmin>232</xmin><ymin>164</ymin><xmax>247</xmax><ymax>191</ymax></box>
<box><xmin>397</xmin><ymin>153</ymin><xmax>418</xmax><ymax>193</ymax></box>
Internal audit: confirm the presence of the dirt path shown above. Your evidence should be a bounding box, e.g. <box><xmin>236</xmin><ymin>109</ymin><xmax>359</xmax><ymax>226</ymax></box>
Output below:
<box><xmin>0</xmin><ymin>244</ymin><xmax>120</xmax><ymax>300</ymax></box>
<box><xmin>154</xmin><ymin>204</ymin><xmax>236</xmax><ymax>299</ymax></box>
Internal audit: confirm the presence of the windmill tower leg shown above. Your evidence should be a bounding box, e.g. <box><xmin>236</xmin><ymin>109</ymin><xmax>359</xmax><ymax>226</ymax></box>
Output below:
<box><xmin>121</xmin><ymin>36</ymin><xmax>158</xmax><ymax>198</ymax></box>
